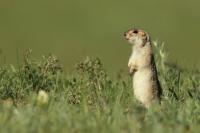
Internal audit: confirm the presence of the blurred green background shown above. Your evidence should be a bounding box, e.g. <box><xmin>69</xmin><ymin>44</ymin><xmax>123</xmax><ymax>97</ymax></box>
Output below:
<box><xmin>0</xmin><ymin>0</ymin><xmax>200</xmax><ymax>72</ymax></box>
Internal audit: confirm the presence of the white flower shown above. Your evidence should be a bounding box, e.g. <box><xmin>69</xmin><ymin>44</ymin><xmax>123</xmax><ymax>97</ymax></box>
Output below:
<box><xmin>37</xmin><ymin>90</ymin><xmax>49</xmax><ymax>106</ymax></box>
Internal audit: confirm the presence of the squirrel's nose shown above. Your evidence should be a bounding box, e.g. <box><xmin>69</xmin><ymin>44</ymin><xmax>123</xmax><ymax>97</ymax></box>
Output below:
<box><xmin>124</xmin><ymin>32</ymin><xmax>129</xmax><ymax>40</ymax></box>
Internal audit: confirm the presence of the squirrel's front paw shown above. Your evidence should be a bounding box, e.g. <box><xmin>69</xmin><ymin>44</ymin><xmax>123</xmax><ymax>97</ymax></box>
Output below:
<box><xmin>128</xmin><ymin>62</ymin><xmax>132</xmax><ymax>68</ymax></box>
<box><xmin>128</xmin><ymin>61</ymin><xmax>137</xmax><ymax>75</ymax></box>
<box><xmin>128</xmin><ymin>62</ymin><xmax>137</xmax><ymax>75</ymax></box>
<box><xmin>129</xmin><ymin>67</ymin><xmax>136</xmax><ymax>76</ymax></box>
<box><xmin>129</xmin><ymin>69</ymin><xmax>133</xmax><ymax>76</ymax></box>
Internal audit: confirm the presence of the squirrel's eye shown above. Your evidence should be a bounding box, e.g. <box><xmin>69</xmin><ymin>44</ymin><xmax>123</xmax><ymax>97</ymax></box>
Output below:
<box><xmin>133</xmin><ymin>30</ymin><xmax>138</xmax><ymax>34</ymax></box>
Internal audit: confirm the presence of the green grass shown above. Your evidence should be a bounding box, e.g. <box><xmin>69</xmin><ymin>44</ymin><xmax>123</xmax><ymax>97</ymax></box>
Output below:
<box><xmin>0</xmin><ymin>42</ymin><xmax>200</xmax><ymax>133</ymax></box>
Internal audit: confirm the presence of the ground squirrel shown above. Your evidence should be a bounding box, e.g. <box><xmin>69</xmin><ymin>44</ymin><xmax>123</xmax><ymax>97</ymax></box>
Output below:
<box><xmin>124</xmin><ymin>28</ymin><xmax>162</xmax><ymax>107</ymax></box>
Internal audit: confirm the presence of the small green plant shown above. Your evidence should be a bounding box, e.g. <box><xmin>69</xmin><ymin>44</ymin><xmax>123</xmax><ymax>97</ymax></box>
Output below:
<box><xmin>22</xmin><ymin>49</ymin><xmax>62</xmax><ymax>92</ymax></box>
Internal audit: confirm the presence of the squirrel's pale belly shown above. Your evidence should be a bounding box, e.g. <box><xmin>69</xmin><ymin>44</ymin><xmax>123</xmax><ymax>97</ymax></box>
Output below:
<box><xmin>133</xmin><ymin>68</ymin><xmax>155</xmax><ymax>106</ymax></box>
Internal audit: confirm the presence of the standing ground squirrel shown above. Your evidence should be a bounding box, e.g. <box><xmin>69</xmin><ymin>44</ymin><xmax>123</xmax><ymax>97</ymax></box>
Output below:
<box><xmin>124</xmin><ymin>28</ymin><xmax>162</xmax><ymax>107</ymax></box>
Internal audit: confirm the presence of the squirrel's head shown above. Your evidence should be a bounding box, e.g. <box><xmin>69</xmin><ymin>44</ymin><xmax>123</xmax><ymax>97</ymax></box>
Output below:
<box><xmin>124</xmin><ymin>28</ymin><xmax>150</xmax><ymax>46</ymax></box>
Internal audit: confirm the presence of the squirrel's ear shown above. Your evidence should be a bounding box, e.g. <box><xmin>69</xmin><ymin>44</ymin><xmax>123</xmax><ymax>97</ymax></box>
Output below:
<box><xmin>140</xmin><ymin>31</ymin><xmax>146</xmax><ymax>36</ymax></box>
<box><xmin>139</xmin><ymin>31</ymin><xmax>150</xmax><ymax>42</ymax></box>
<box><xmin>146</xmin><ymin>34</ymin><xmax>150</xmax><ymax>42</ymax></box>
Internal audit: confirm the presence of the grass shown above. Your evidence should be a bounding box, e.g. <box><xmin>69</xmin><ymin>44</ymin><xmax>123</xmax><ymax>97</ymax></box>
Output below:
<box><xmin>0</xmin><ymin>42</ymin><xmax>200</xmax><ymax>133</ymax></box>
